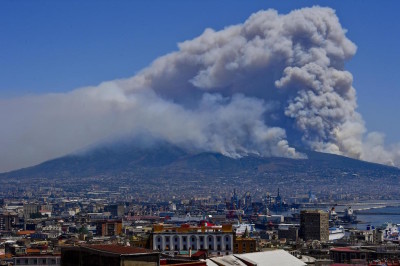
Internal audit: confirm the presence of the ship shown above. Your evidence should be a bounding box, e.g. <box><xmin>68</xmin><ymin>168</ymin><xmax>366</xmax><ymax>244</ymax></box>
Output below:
<box><xmin>382</xmin><ymin>223</ymin><xmax>400</xmax><ymax>242</ymax></box>
<box><xmin>166</xmin><ymin>213</ymin><xmax>203</xmax><ymax>224</ymax></box>
<box><xmin>329</xmin><ymin>226</ymin><xmax>345</xmax><ymax>241</ymax></box>
<box><xmin>329</xmin><ymin>207</ymin><xmax>339</xmax><ymax>226</ymax></box>
<box><xmin>340</xmin><ymin>206</ymin><xmax>358</xmax><ymax>223</ymax></box>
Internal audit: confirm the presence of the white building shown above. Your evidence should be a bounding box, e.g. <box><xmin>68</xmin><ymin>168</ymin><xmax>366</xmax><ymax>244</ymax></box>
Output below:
<box><xmin>153</xmin><ymin>224</ymin><xmax>234</xmax><ymax>256</ymax></box>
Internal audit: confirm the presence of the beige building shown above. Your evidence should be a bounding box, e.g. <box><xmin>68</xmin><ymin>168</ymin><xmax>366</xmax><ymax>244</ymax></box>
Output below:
<box><xmin>233</xmin><ymin>237</ymin><xmax>256</xmax><ymax>254</ymax></box>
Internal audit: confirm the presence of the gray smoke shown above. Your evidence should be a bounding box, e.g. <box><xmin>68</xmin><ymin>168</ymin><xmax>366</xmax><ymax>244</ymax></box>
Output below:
<box><xmin>0</xmin><ymin>6</ymin><xmax>399</xmax><ymax>172</ymax></box>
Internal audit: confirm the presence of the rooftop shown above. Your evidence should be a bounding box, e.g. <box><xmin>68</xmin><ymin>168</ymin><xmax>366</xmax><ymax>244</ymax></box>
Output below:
<box><xmin>82</xmin><ymin>245</ymin><xmax>156</xmax><ymax>255</ymax></box>
<box><xmin>235</xmin><ymin>250</ymin><xmax>306</xmax><ymax>266</ymax></box>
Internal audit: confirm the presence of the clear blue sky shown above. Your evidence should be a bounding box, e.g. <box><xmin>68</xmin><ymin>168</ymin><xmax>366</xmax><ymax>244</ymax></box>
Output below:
<box><xmin>1</xmin><ymin>0</ymin><xmax>399</xmax><ymax>142</ymax></box>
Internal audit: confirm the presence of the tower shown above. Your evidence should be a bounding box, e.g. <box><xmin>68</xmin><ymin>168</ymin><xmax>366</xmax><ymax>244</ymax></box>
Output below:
<box><xmin>300</xmin><ymin>210</ymin><xmax>329</xmax><ymax>242</ymax></box>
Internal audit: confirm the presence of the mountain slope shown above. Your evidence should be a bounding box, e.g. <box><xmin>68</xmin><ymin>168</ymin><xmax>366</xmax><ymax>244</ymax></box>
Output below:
<box><xmin>1</xmin><ymin>143</ymin><xmax>399</xmax><ymax>180</ymax></box>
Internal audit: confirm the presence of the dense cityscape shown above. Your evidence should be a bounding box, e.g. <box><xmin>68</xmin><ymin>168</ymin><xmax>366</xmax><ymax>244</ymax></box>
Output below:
<box><xmin>1</xmin><ymin>173</ymin><xmax>400</xmax><ymax>265</ymax></box>
<box><xmin>2</xmin><ymin>1</ymin><xmax>400</xmax><ymax>266</ymax></box>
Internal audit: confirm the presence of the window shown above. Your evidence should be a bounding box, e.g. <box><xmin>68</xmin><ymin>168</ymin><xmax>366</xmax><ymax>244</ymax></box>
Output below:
<box><xmin>192</xmin><ymin>237</ymin><xmax>195</xmax><ymax>242</ymax></box>
<box><xmin>209</xmin><ymin>244</ymin><xmax>212</xmax><ymax>250</ymax></box>
<box><xmin>226</xmin><ymin>244</ymin><xmax>229</xmax><ymax>250</ymax></box>
<box><xmin>157</xmin><ymin>245</ymin><xmax>161</xmax><ymax>250</ymax></box>
<box><xmin>175</xmin><ymin>245</ymin><xmax>178</xmax><ymax>250</ymax></box>
<box><xmin>158</xmin><ymin>237</ymin><xmax>161</xmax><ymax>243</ymax></box>
<box><xmin>217</xmin><ymin>245</ymin><xmax>221</xmax><ymax>251</ymax></box>
<box><xmin>208</xmin><ymin>237</ymin><xmax>212</xmax><ymax>242</ymax></box>
<box><xmin>200</xmin><ymin>236</ymin><xmax>204</xmax><ymax>242</ymax></box>
<box><xmin>175</xmin><ymin>237</ymin><xmax>178</xmax><ymax>242</ymax></box>
<box><xmin>217</xmin><ymin>236</ymin><xmax>221</xmax><ymax>242</ymax></box>
<box><xmin>226</xmin><ymin>236</ymin><xmax>229</xmax><ymax>242</ymax></box>
<box><xmin>200</xmin><ymin>244</ymin><xmax>203</xmax><ymax>249</ymax></box>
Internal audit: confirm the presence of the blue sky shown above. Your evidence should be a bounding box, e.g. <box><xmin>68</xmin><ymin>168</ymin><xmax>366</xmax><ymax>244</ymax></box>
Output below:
<box><xmin>1</xmin><ymin>0</ymin><xmax>399</xmax><ymax>143</ymax></box>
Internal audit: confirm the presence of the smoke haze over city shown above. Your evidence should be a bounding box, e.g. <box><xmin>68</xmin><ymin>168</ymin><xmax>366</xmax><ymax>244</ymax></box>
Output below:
<box><xmin>1</xmin><ymin>6</ymin><xmax>399</xmax><ymax>172</ymax></box>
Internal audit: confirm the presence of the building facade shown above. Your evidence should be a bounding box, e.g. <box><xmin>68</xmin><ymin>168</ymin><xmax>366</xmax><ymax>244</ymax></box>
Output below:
<box><xmin>95</xmin><ymin>220</ymin><xmax>122</xmax><ymax>236</ymax></box>
<box><xmin>152</xmin><ymin>224</ymin><xmax>234</xmax><ymax>256</ymax></box>
<box><xmin>0</xmin><ymin>212</ymin><xmax>16</xmax><ymax>231</ymax></box>
<box><xmin>300</xmin><ymin>210</ymin><xmax>329</xmax><ymax>242</ymax></box>
<box><xmin>23</xmin><ymin>204</ymin><xmax>40</xmax><ymax>219</ymax></box>
<box><xmin>104</xmin><ymin>204</ymin><xmax>125</xmax><ymax>217</ymax></box>
<box><xmin>233</xmin><ymin>237</ymin><xmax>256</xmax><ymax>254</ymax></box>
<box><xmin>13</xmin><ymin>256</ymin><xmax>61</xmax><ymax>266</ymax></box>
<box><xmin>278</xmin><ymin>224</ymin><xmax>299</xmax><ymax>242</ymax></box>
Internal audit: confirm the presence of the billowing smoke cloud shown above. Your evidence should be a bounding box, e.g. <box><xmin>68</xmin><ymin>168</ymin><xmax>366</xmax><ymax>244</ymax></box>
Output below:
<box><xmin>1</xmin><ymin>6</ymin><xmax>399</xmax><ymax>172</ymax></box>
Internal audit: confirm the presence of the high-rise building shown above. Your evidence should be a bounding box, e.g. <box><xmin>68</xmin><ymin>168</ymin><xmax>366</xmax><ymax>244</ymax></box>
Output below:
<box><xmin>278</xmin><ymin>224</ymin><xmax>299</xmax><ymax>242</ymax></box>
<box><xmin>23</xmin><ymin>204</ymin><xmax>40</xmax><ymax>219</ymax></box>
<box><xmin>0</xmin><ymin>212</ymin><xmax>16</xmax><ymax>231</ymax></box>
<box><xmin>300</xmin><ymin>210</ymin><xmax>329</xmax><ymax>242</ymax></box>
<box><xmin>95</xmin><ymin>220</ymin><xmax>122</xmax><ymax>236</ymax></box>
<box><xmin>104</xmin><ymin>204</ymin><xmax>124</xmax><ymax>217</ymax></box>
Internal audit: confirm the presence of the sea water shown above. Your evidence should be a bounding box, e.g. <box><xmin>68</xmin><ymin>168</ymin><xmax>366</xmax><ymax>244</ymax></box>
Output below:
<box><xmin>355</xmin><ymin>206</ymin><xmax>400</xmax><ymax>229</ymax></box>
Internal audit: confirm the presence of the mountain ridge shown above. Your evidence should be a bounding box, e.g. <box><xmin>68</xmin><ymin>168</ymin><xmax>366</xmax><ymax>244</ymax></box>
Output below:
<box><xmin>1</xmin><ymin>142</ymin><xmax>399</xmax><ymax>180</ymax></box>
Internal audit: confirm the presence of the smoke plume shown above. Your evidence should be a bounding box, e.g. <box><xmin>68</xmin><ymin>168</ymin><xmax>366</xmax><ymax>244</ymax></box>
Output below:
<box><xmin>1</xmin><ymin>6</ymin><xmax>399</xmax><ymax>172</ymax></box>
